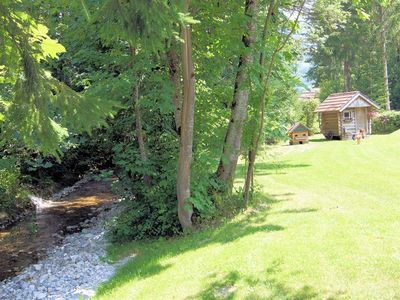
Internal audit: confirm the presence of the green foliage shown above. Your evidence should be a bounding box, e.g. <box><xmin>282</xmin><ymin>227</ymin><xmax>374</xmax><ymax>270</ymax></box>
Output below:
<box><xmin>0</xmin><ymin>0</ymin><xmax>305</xmax><ymax>241</ymax></box>
<box><xmin>108</xmin><ymin>110</ymin><xmax>181</xmax><ymax>241</ymax></box>
<box><xmin>95</xmin><ymin>170</ymin><xmax>114</xmax><ymax>182</ymax></box>
<box><xmin>21</xmin><ymin>129</ymin><xmax>115</xmax><ymax>190</ymax></box>
<box><xmin>262</xmin><ymin>85</ymin><xmax>300</xmax><ymax>145</ymax></box>
<box><xmin>298</xmin><ymin>98</ymin><xmax>320</xmax><ymax>133</ymax></box>
<box><xmin>99</xmin><ymin>0</ymin><xmax>181</xmax><ymax>51</ymax></box>
<box><xmin>108</xmin><ymin>192</ymin><xmax>181</xmax><ymax>241</ymax></box>
<box><xmin>372</xmin><ymin>110</ymin><xmax>400</xmax><ymax>133</ymax></box>
<box><xmin>0</xmin><ymin>1</ymin><xmax>118</xmax><ymax>156</ymax></box>
<box><xmin>307</xmin><ymin>0</ymin><xmax>400</xmax><ymax>109</ymax></box>
<box><xmin>0</xmin><ymin>158</ymin><xmax>25</xmax><ymax>213</ymax></box>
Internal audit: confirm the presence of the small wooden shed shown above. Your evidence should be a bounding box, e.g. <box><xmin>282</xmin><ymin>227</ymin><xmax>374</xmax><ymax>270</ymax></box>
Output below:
<box><xmin>288</xmin><ymin>123</ymin><xmax>310</xmax><ymax>145</ymax></box>
<box><xmin>315</xmin><ymin>91</ymin><xmax>380</xmax><ymax>140</ymax></box>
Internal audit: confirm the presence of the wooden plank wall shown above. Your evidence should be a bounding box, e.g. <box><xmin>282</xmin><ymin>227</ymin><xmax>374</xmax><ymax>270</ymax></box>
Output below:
<box><xmin>321</xmin><ymin>112</ymin><xmax>340</xmax><ymax>136</ymax></box>
<box><xmin>341</xmin><ymin>108</ymin><xmax>356</xmax><ymax>138</ymax></box>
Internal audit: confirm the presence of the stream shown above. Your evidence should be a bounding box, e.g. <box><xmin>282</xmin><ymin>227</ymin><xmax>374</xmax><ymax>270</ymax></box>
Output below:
<box><xmin>0</xmin><ymin>180</ymin><xmax>116</xmax><ymax>282</ymax></box>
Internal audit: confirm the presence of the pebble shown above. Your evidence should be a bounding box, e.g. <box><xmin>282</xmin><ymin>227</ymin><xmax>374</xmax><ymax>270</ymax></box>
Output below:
<box><xmin>0</xmin><ymin>201</ymin><xmax>129</xmax><ymax>300</ymax></box>
<box><xmin>33</xmin><ymin>264</ymin><xmax>42</xmax><ymax>271</ymax></box>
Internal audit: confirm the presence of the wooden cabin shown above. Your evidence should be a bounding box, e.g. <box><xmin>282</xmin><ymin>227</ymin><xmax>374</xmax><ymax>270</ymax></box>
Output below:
<box><xmin>288</xmin><ymin>123</ymin><xmax>310</xmax><ymax>145</ymax></box>
<box><xmin>315</xmin><ymin>91</ymin><xmax>380</xmax><ymax>140</ymax></box>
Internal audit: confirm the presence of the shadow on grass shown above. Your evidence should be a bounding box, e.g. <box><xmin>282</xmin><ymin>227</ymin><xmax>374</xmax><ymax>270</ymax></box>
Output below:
<box><xmin>254</xmin><ymin>161</ymin><xmax>311</xmax><ymax>176</ymax></box>
<box><xmin>309</xmin><ymin>138</ymin><xmax>331</xmax><ymax>143</ymax></box>
<box><xmin>273</xmin><ymin>208</ymin><xmax>318</xmax><ymax>215</ymax></box>
<box><xmin>186</xmin><ymin>261</ymin><xmax>322</xmax><ymax>300</ymax></box>
<box><xmin>96</xmin><ymin>194</ymin><xmax>292</xmax><ymax>298</ymax></box>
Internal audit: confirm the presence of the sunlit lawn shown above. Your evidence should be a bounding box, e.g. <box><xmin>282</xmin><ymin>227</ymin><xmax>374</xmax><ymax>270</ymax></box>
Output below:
<box><xmin>95</xmin><ymin>130</ymin><xmax>400</xmax><ymax>299</ymax></box>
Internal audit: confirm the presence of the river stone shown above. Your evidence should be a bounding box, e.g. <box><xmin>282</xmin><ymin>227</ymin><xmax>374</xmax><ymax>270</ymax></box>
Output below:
<box><xmin>0</xmin><ymin>211</ymin><xmax>10</xmax><ymax>223</ymax></box>
<box><xmin>33</xmin><ymin>291</ymin><xmax>46</xmax><ymax>299</ymax></box>
<box><xmin>33</xmin><ymin>264</ymin><xmax>42</xmax><ymax>271</ymax></box>
<box><xmin>0</xmin><ymin>197</ymin><xmax>127</xmax><ymax>300</ymax></box>
<box><xmin>65</xmin><ymin>225</ymin><xmax>79</xmax><ymax>232</ymax></box>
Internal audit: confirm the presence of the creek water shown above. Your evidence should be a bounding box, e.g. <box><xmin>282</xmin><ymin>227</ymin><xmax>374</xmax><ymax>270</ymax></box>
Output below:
<box><xmin>0</xmin><ymin>180</ymin><xmax>116</xmax><ymax>282</ymax></box>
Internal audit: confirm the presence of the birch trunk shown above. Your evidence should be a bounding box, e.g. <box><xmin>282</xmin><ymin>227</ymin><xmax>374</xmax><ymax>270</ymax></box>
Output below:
<box><xmin>216</xmin><ymin>0</ymin><xmax>258</xmax><ymax>188</ymax></box>
<box><xmin>176</xmin><ymin>0</ymin><xmax>195</xmax><ymax>229</ymax></box>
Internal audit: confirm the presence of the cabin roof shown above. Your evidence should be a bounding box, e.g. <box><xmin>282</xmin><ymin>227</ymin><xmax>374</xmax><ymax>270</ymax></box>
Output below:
<box><xmin>288</xmin><ymin>122</ymin><xmax>310</xmax><ymax>133</ymax></box>
<box><xmin>299</xmin><ymin>88</ymin><xmax>320</xmax><ymax>102</ymax></box>
<box><xmin>315</xmin><ymin>91</ymin><xmax>380</xmax><ymax>113</ymax></box>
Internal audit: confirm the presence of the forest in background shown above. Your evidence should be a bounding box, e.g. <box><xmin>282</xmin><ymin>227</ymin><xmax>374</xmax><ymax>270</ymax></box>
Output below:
<box><xmin>1</xmin><ymin>0</ymin><xmax>399</xmax><ymax>241</ymax></box>
<box><xmin>306</xmin><ymin>0</ymin><xmax>400</xmax><ymax>110</ymax></box>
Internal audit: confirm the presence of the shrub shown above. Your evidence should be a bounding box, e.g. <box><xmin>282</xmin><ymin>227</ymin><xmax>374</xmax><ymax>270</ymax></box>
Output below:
<box><xmin>108</xmin><ymin>191</ymin><xmax>181</xmax><ymax>241</ymax></box>
<box><xmin>21</xmin><ymin>129</ymin><xmax>114</xmax><ymax>190</ymax></box>
<box><xmin>107</xmin><ymin>107</ymin><xmax>219</xmax><ymax>241</ymax></box>
<box><xmin>299</xmin><ymin>98</ymin><xmax>320</xmax><ymax>134</ymax></box>
<box><xmin>372</xmin><ymin>111</ymin><xmax>400</xmax><ymax>134</ymax></box>
<box><xmin>0</xmin><ymin>158</ymin><xmax>26</xmax><ymax>213</ymax></box>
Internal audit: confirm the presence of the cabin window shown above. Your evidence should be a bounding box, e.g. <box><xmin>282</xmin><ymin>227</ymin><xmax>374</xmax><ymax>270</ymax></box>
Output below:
<box><xmin>343</xmin><ymin>111</ymin><xmax>352</xmax><ymax>119</ymax></box>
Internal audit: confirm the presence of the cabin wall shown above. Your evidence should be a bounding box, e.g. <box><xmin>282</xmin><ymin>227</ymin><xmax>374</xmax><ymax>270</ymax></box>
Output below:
<box><xmin>340</xmin><ymin>107</ymin><xmax>372</xmax><ymax>138</ymax></box>
<box><xmin>341</xmin><ymin>108</ymin><xmax>356</xmax><ymax>138</ymax></box>
<box><xmin>355</xmin><ymin>107</ymin><xmax>368</xmax><ymax>133</ymax></box>
<box><xmin>320</xmin><ymin>112</ymin><xmax>340</xmax><ymax>137</ymax></box>
<box><xmin>368</xmin><ymin>109</ymin><xmax>372</xmax><ymax>134</ymax></box>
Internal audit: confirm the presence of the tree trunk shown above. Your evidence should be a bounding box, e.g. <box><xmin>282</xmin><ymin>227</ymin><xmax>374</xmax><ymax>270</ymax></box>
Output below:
<box><xmin>343</xmin><ymin>57</ymin><xmax>351</xmax><ymax>92</ymax></box>
<box><xmin>243</xmin><ymin>0</ymin><xmax>275</xmax><ymax>204</ymax></box>
<box><xmin>130</xmin><ymin>47</ymin><xmax>151</xmax><ymax>187</ymax></box>
<box><xmin>216</xmin><ymin>0</ymin><xmax>258</xmax><ymax>188</ymax></box>
<box><xmin>378</xmin><ymin>4</ymin><xmax>391</xmax><ymax>110</ymax></box>
<box><xmin>167</xmin><ymin>45</ymin><xmax>183</xmax><ymax>134</ymax></box>
<box><xmin>176</xmin><ymin>0</ymin><xmax>195</xmax><ymax>230</ymax></box>
<box><xmin>243</xmin><ymin>0</ymin><xmax>305</xmax><ymax>204</ymax></box>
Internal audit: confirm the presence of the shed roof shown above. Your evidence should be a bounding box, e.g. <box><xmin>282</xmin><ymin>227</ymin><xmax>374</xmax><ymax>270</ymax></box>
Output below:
<box><xmin>288</xmin><ymin>123</ymin><xmax>310</xmax><ymax>133</ymax></box>
<box><xmin>315</xmin><ymin>91</ymin><xmax>380</xmax><ymax>113</ymax></box>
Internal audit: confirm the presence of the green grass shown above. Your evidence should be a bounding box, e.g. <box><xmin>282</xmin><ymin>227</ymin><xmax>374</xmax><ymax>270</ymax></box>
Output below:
<box><xmin>95</xmin><ymin>131</ymin><xmax>400</xmax><ymax>299</ymax></box>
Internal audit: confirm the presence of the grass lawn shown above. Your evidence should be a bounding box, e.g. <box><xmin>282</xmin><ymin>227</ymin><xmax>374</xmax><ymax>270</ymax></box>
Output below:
<box><xmin>95</xmin><ymin>130</ymin><xmax>400</xmax><ymax>300</ymax></box>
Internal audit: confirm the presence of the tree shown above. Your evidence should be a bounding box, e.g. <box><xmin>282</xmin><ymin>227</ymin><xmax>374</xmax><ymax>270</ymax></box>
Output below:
<box><xmin>3</xmin><ymin>0</ymin><xmax>304</xmax><ymax>240</ymax></box>
<box><xmin>307</xmin><ymin>0</ymin><xmax>400</xmax><ymax>109</ymax></box>
<box><xmin>216</xmin><ymin>0</ymin><xmax>258</xmax><ymax>190</ymax></box>
<box><xmin>130</xmin><ymin>48</ymin><xmax>152</xmax><ymax>188</ymax></box>
<box><xmin>375</xmin><ymin>0</ymin><xmax>400</xmax><ymax>110</ymax></box>
<box><xmin>167</xmin><ymin>44</ymin><xmax>183</xmax><ymax>135</ymax></box>
<box><xmin>176</xmin><ymin>0</ymin><xmax>196</xmax><ymax>230</ymax></box>
<box><xmin>243</xmin><ymin>0</ymin><xmax>305</xmax><ymax>204</ymax></box>
<box><xmin>0</xmin><ymin>0</ymin><xmax>115</xmax><ymax>156</ymax></box>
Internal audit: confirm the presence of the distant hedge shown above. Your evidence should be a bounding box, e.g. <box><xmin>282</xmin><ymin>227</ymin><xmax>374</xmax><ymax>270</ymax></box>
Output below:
<box><xmin>373</xmin><ymin>111</ymin><xmax>400</xmax><ymax>134</ymax></box>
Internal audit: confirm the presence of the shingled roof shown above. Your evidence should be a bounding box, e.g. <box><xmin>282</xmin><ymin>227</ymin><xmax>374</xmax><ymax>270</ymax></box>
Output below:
<box><xmin>315</xmin><ymin>91</ymin><xmax>380</xmax><ymax>113</ymax></box>
<box><xmin>299</xmin><ymin>88</ymin><xmax>320</xmax><ymax>102</ymax></box>
<box><xmin>288</xmin><ymin>123</ymin><xmax>310</xmax><ymax>133</ymax></box>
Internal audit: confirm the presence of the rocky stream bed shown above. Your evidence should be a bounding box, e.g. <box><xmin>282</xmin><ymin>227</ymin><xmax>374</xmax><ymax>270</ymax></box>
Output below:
<box><xmin>0</xmin><ymin>179</ymin><xmax>131</xmax><ymax>300</ymax></box>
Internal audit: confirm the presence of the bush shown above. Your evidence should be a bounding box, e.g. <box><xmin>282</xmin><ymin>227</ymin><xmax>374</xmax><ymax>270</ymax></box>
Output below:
<box><xmin>372</xmin><ymin>111</ymin><xmax>400</xmax><ymax>134</ymax></box>
<box><xmin>299</xmin><ymin>98</ymin><xmax>320</xmax><ymax>134</ymax></box>
<box><xmin>107</xmin><ymin>108</ymin><xmax>218</xmax><ymax>241</ymax></box>
<box><xmin>21</xmin><ymin>129</ymin><xmax>114</xmax><ymax>191</ymax></box>
<box><xmin>0</xmin><ymin>158</ymin><xmax>26</xmax><ymax>213</ymax></box>
<box><xmin>109</xmin><ymin>191</ymin><xmax>181</xmax><ymax>241</ymax></box>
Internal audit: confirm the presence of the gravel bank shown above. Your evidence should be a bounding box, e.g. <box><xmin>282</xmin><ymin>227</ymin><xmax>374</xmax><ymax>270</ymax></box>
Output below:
<box><xmin>0</xmin><ymin>200</ymin><xmax>129</xmax><ymax>300</ymax></box>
